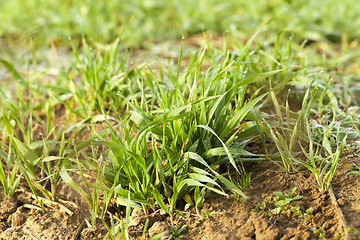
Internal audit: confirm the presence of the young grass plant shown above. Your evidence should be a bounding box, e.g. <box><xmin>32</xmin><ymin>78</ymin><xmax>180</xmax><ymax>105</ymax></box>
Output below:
<box><xmin>93</xmin><ymin>113</ymin><xmax>226</xmax><ymax>219</ymax></box>
<box><xmin>252</xmin><ymin>187</ymin><xmax>304</xmax><ymax>218</ymax></box>
<box><xmin>68</xmin><ymin>37</ymin><xmax>146</xmax><ymax>117</ymax></box>
<box><xmin>104</xmin><ymin>191</ymin><xmax>154</xmax><ymax>240</ymax></box>
<box><xmin>127</xmin><ymin>48</ymin><xmax>272</xmax><ymax>204</ymax></box>
<box><xmin>11</xmin><ymin>136</ymin><xmax>60</xmax><ymax>202</ymax></box>
<box><xmin>0</xmin><ymin>89</ymin><xmax>33</xmax><ymax>145</ymax></box>
<box><xmin>259</xmin><ymin>80</ymin><xmax>320</xmax><ymax>173</ymax></box>
<box><xmin>6</xmin><ymin>113</ymin><xmax>100</xmax><ymax>207</ymax></box>
<box><xmin>301</xmin><ymin>117</ymin><xmax>347</xmax><ymax>192</ymax></box>
<box><xmin>131</xmin><ymin>45</ymin><xmax>270</xmax><ymax>162</ymax></box>
<box><xmin>0</xmin><ymin>143</ymin><xmax>21</xmax><ymax>198</ymax></box>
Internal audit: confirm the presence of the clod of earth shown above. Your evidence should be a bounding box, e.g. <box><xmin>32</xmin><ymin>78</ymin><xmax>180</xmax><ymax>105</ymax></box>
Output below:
<box><xmin>149</xmin><ymin>221</ymin><xmax>170</xmax><ymax>238</ymax></box>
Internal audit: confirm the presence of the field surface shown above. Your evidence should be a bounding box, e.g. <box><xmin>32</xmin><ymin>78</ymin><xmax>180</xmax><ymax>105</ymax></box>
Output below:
<box><xmin>1</xmin><ymin>0</ymin><xmax>360</xmax><ymax>239</ymax></box>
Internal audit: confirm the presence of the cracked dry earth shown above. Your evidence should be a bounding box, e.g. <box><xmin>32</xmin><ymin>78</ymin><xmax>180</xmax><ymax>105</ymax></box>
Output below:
<box><xmin>0</xmin><ymin>152</ymin><xmax>359</xmax><ymax>239</ymax></box>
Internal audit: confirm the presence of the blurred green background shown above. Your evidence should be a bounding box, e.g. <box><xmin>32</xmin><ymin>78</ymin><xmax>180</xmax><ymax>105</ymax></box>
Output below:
<box><xmin>1</xmin><ymin>0</ymin><xmax>360</xmax><ymax>49</ymax></box>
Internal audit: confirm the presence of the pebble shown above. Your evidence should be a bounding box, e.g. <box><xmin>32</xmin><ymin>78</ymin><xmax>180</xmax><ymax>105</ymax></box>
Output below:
<box><xmin>149</xmin><ymin>221</ymin><xmax>169</xmax><ymax>238</ymax></box>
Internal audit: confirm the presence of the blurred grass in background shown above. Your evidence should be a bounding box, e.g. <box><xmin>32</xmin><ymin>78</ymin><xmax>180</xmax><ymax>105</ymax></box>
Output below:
<box><xmin>1</xmin><ymin>0</ymin><xmax>360</xmax><ymax>50</ymax></box>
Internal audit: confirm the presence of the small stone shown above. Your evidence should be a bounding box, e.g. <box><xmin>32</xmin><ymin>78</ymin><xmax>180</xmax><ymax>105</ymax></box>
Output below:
<box><xmin>149</xmin><ymin>221</ymin><xmax>169</xmax><ymax>238</ymax></box>
<box><xmin>131</xmin><ymin>208</ymin><xmax>144</xmax><ymax>217</ymax></box>
<box><xmin>128</xmin><ymin>208</ymin><xmax>146</xmax><ymax>227</ymax></box>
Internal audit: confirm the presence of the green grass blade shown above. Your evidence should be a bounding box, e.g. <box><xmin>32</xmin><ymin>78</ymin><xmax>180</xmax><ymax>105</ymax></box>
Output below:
<box><xmin>197</xmin><ymin>125</ymin><xmax>240</xmax><ymax>174</ymax></box>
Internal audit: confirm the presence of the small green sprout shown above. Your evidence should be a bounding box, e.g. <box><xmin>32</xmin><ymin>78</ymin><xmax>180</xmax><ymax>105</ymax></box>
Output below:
<box><xmin>253</xmin><ymin>187</ymin><xmax>303</xmax><ymax>218</ymax></box>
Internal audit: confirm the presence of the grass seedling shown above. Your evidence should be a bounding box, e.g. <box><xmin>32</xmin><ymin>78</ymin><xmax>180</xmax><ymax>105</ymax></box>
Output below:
<box><xmin>11</xmin><ymin>136</ymin><xmax>53</xmax><ymax>203</ymax></box>
<box><xmin>311</xmin><ymin>226</ymin><xmax>326</xmax><ymax>238</ymax></box>
<box><xmin>0</xmin><ymin>143</ymin><xmax>21</xmax><ymax>198</ymax></box>
<box><xmin>69</xmin><ymin>37</ymin><xmax>143</xmax><ymax>117</ymax></box>
<box><xmin>272</xmin><ymin>187</ymin><xmax>303</xmax><ymax>215</ymax></box>
<box><xmin>302</xmin><ymin>117</ymin><xmax>347</xmax><ymax>192</ymax></box>
<box><xmin>259</xmin><ymin>79</ymin><xmax>321</xmax><ymax>173</ymax></box>
<box><xmin>60</xmin><ymin>154</ymin><xmax>103</xmax><ymax>226</ymax></box>
<box><xmin>169</xmin><ymin>224</ymin><xmax>188</xmax><ymax>239</ymax></box>
<box><xmin>103</xmin><ymin>191</ymin><xmax>138</xmax><ymax>240</ymax></box>
<box><xmin>252</xmin><ymin>187</ymin><xmax>303</xmax><ymax>218</ymax></box>
<box><xmin>9</xmin><ymin>118</ymin><xmax>74</xmax><ymax>202</ymax></box>
<box><xmin>259</xmin><ymin>95</ymin><xmax>304</xmax><ymax>173</ymax></box>
<box><xmin>0</xmin><ymin>90</ymin><xmax>34</xmax><ymax>145</ymax></box>
<box><xmin>193</xmin><ymin>186</ymin><xmax>206</xmax><ymax>216</ymax></box>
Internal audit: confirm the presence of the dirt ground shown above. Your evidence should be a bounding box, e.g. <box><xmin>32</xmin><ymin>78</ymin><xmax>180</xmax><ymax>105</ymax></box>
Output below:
<box><xmin>0</xmin><ymin>147</ymin><xmax>359</xmax><ymax>240</ymax></box>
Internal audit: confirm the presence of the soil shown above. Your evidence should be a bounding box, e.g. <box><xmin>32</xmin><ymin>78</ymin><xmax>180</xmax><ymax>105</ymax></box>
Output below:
<box><xmin>0</xmin><ymin>149</ymin><xmax>358</xmax><ymax>240</ymax></box>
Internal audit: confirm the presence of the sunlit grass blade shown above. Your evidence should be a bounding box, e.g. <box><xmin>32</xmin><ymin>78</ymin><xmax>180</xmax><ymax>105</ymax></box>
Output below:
<box><xmin>197</xmin><ymin>125</ymin><xmax>240</xmax><ymax>174</ymax></box>
<box><xmin>184</xmin><ymin>152</ymin><xmax>247</xmax><ymax>199</ymax></box>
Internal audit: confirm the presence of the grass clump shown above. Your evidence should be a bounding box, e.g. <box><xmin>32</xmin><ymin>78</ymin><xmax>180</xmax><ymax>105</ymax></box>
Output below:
<box><xmin>82</xmin><ymin>41</ymin><xmax>273</xmax><ymax>218</ymax></box>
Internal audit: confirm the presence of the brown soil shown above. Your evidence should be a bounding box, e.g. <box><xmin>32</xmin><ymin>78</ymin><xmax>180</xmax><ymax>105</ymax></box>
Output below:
<box><xmin>0</xmin><ymin>150</ymin><xmax>358</xmax><ymax>240</ymax></box>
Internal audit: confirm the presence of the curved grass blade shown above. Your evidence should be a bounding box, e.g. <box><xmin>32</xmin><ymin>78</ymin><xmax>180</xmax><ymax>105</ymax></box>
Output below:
<box><xmin>184</xmin><ymin>152</ymin><xmax>247</xmax><ymax>199</ymax></box>
<box><xmin>197</xmin><ymin>125</ymin><xmax>240</xmax><ymax>174</ymax></box>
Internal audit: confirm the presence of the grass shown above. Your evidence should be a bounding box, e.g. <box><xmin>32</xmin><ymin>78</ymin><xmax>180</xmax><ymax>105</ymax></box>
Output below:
<box><xmin>1</xmin><ymin>0</ymin><xmax>360</xmax><ymax>238</ymax></box>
